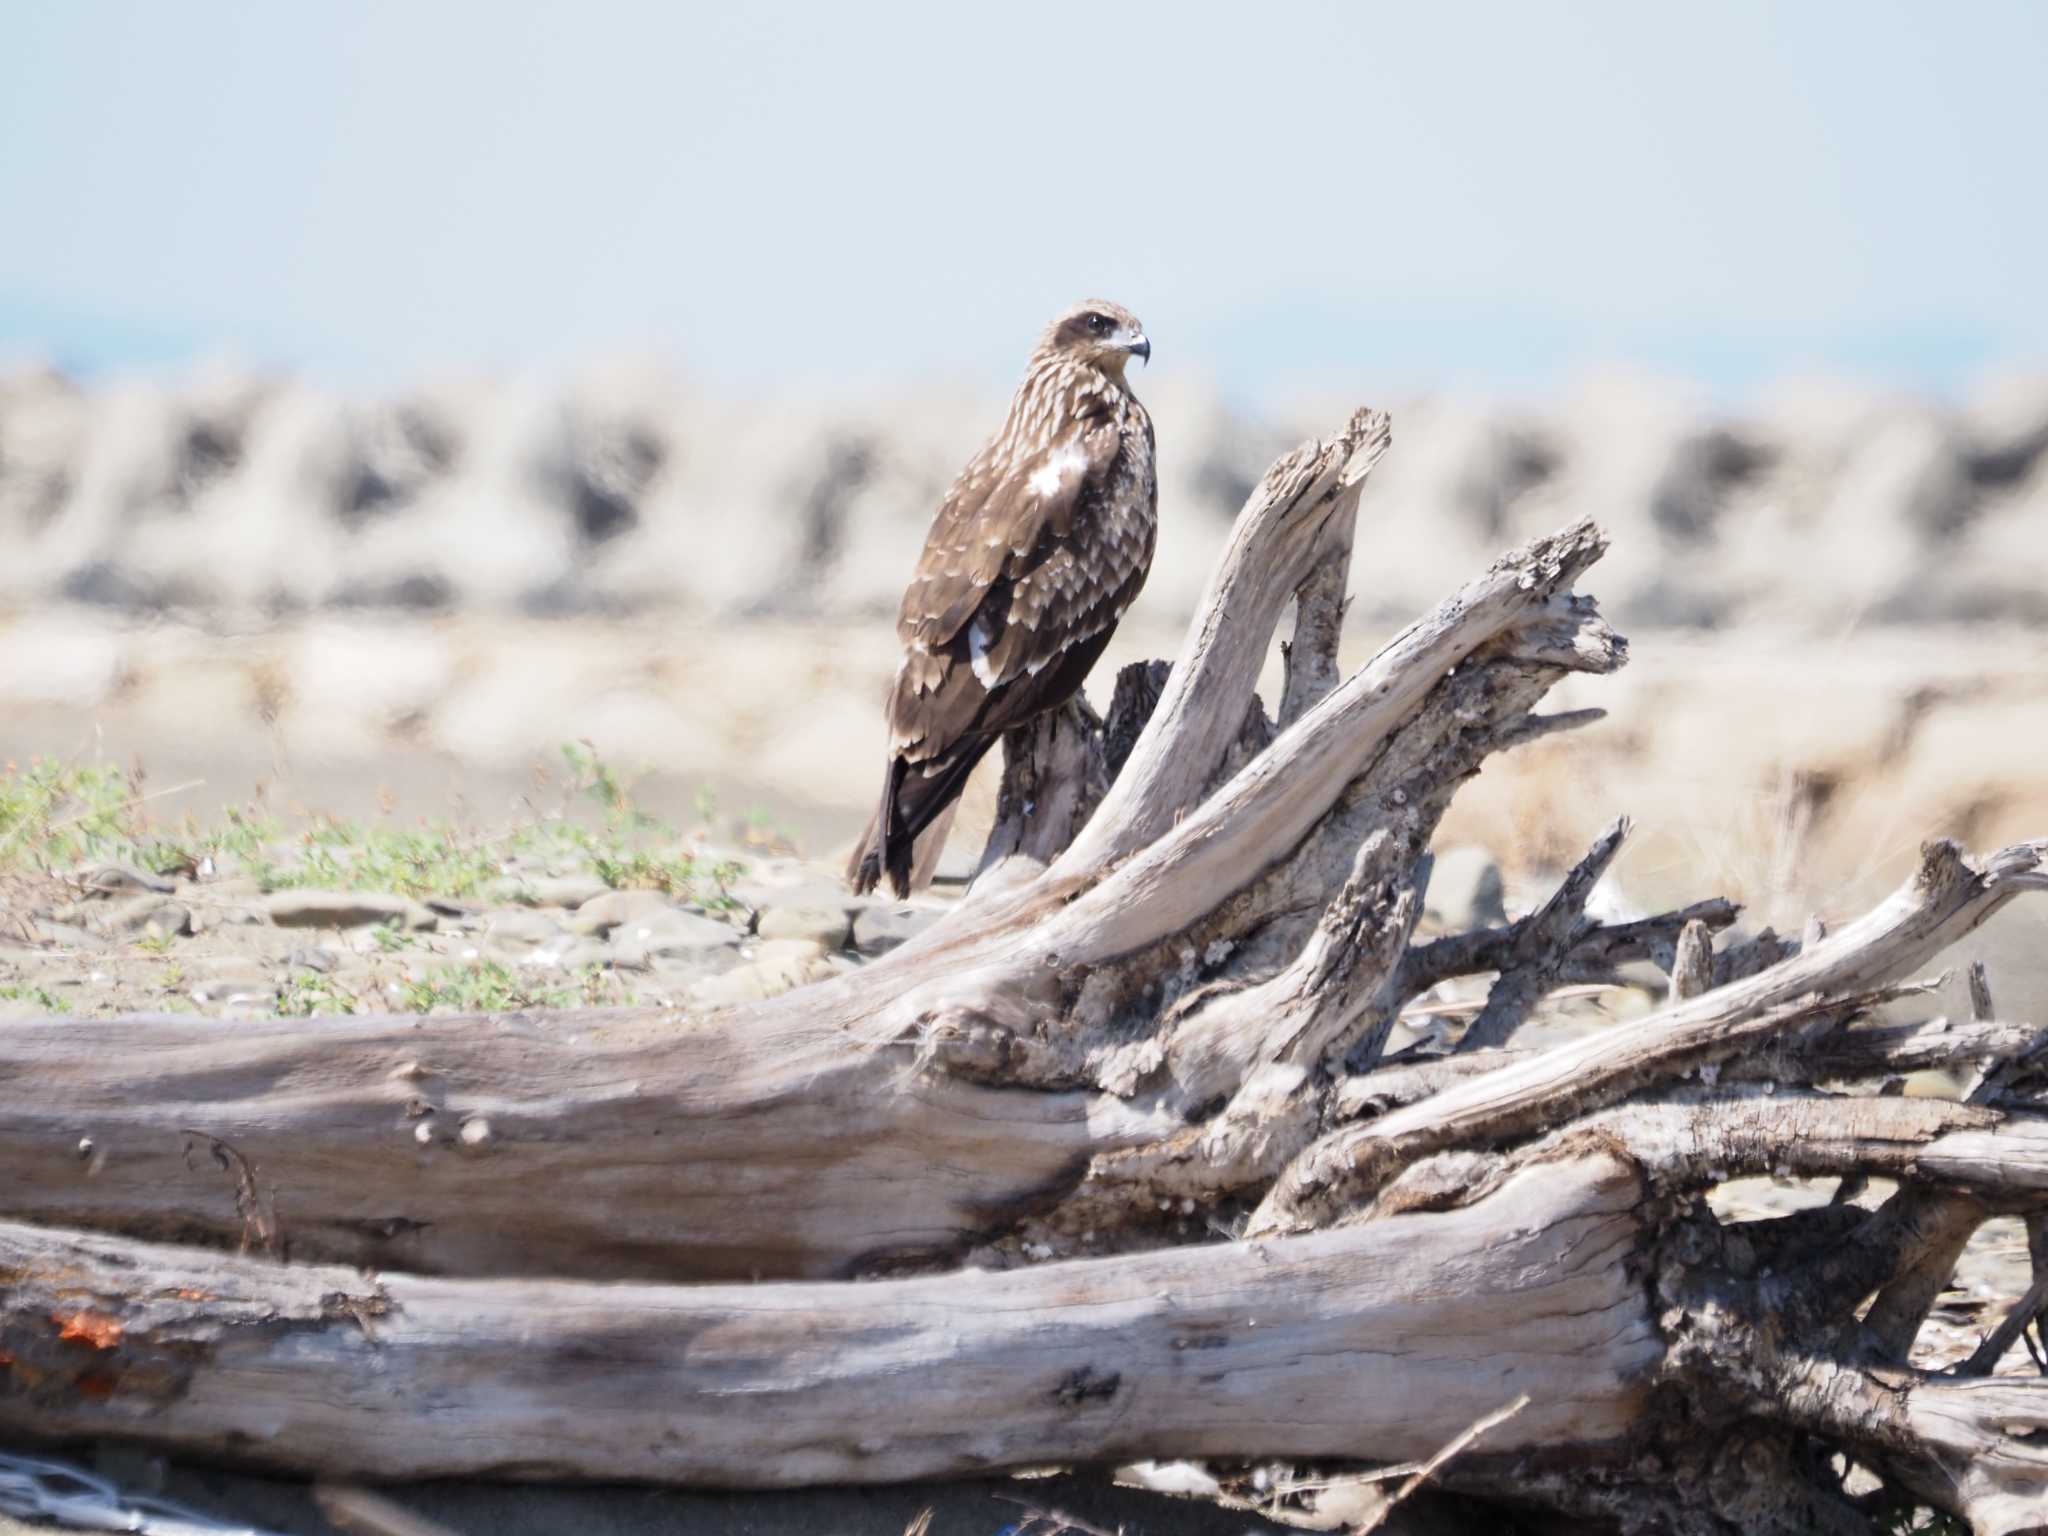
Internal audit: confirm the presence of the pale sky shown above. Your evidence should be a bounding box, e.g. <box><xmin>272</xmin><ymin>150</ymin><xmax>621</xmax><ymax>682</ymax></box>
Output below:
<box><xmin>2</xmin><ymin>1</ymin><xmax>2044</xmax><ymax>404</ymax></box>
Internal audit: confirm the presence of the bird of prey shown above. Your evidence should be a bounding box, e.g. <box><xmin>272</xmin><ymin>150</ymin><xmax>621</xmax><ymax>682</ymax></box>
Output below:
<box><xmin>847</xmin><ymin>300</ymin><xmax>1156</xmax><ymax>898</ymax></box>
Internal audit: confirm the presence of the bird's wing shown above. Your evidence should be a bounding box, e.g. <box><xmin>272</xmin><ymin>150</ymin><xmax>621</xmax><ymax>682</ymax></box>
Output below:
<box><xmin>888</xmin><ymin>412</ymin><xmax>1143</xmax><ymax>762</ymax></box>
<box><xmin>897</xmin><ymin>415</ymin><xmax>1120</xmax><ymax>650</ymax></box>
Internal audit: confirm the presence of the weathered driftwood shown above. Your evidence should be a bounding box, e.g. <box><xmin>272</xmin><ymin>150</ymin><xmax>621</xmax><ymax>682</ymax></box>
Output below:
<box><xmin>4</xmin><ymin>403</ymin><xmax>2048</xmax><ymax>1532</ymax></box>
<box><xmin>0</xmin><ymin>1156</ymin><xmax>1653</xmax><ymax>1484</ymax></box>
<box><xmin>1252</xmin><ymin>836</ymin><xmax>2048</xmax><ymax>1236</ymax></box>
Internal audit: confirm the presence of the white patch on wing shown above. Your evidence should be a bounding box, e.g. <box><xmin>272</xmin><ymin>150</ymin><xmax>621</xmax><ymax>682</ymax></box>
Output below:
<box><xmin>969</xmin><ymin>614</ymin><xmax>999</xmax><ymax>687</ymax></box>
<box><xmin>1027</xmin><ymin>445</ymin><xmax>1087</xmax><ymax>500</ymax></box>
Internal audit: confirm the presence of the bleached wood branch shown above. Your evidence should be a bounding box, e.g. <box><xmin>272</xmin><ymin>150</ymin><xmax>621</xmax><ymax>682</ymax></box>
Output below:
<box><xmin>1353</xmin><ymin>1393</ymin><xmax>1530</xmax><ymax>1535</ymax></box>
<box><xmin>1862</xmin><ymin>1193</ymin><xmax>1995</xmax><ymax>1363</ymax></box>
<box><xmin>1957</xmin><ymin>1272</ymin><xmax>2048</xmax><ymax>1377</ymax></box>
<box><xmin>974</xmin><ymin>696</ymin><xmax>1109</xmax><ymax>893</ymax></box>
<box><xmin>1670</xmin><ymin>917</ymin><xmax>1715</xmax><ymax>1001</ymax></box>
<box><xmin>1728</xmin><ymin>1348</ymin><xmax>2048</xmax><ymax>1535</ymax></box>
<box><xmin>1855</xmin><ymin>962</ymin><xmax>2048</xmax><ymax>1363</ymax></box>
<box><xmin>1056</xmin><ymin>408</ymin><xmax>1391</xmax><ymax>874</ymax></box>
<box><xmin>1534</xmin><ymin>1095</ymin><xmax>2048</xmax><ymax>1196</ymax></box>
<box><xmin>1252</xmin><ymin>839</ymin><xmax>2048</xmax><ymax>1235</ymax></box>
<box><xmin>1035</xmin><ymin>520</ymin><xmax>1618</xmax><ymax>967</ymax></box>
<box><xmin>920</xmin><ymin>521</ymin><xmax>1627</xmax><ymax>1107</ymax></box>
<box><xmin>1888</xmin><ymin>1377</ymin><xmax>2048</xmax><ymax>1535</ymax></box>
<box><xmin>0</xmin><ymin>1005</ymin><xmax>1177</xmax><ymax>1281</ymax></box>
<box><xmin>1145</xmin><ymin>829</ymin><xmax>1424</xmax><ymax>1110</ymax></box>
<box><xmin>1456</xmin><ymin>817</ymin><xmax>1629</xmax><ymax>1052</ymax></box>
<box><xmin>1332</xmin><ymin>1014</ymin><xmax>2045</xmax><ymax>1140</ymax></box>
<box><xmin>1397</xmin><ymin>896</ymin><xmax>1738</xmax><ymax>1000</ymax></box>
<box><xmin>1277</xmin><ymin>514</ymin><xmax>1353</xmax><ymax>730</ymax></box>
<box><xmin>0</xmin><ymin>1156</ymin><xmax>1655</xmax><ymax>1486</ymax></box>
<box><xmin>1790</xmin><ymin>1015</ymin><xmax>2046</xmax><ymax>1085</ymax></box>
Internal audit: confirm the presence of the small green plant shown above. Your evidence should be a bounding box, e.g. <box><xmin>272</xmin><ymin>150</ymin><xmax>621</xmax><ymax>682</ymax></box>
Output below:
<box><xmin>134</xmin><ymin>932</ymin><xmax>175</xmax><ymax>956</ymax></box>
<box><xmin>399</xmin><ymin>960</ymin><xmax>574</xmax><ymax>1013</ymax></box>
<box><xmin>0</xmin><ymin>744</ymin><xmax>746</xmax><ymax>915</ymax></box>
<box><xmin>591</xmin><ymin>847</ymin><xmax>697</xmax><ymax>895</ymax></box>
<box><xmin>0</xmin><ymin>984</ymin><xmax>70</xmax><ymax>1014</ymax></box>
<box><xmin>561</xmin><ymin>740</ymin><xmax>631</xmax><ymax>814</ymax></box>
<box><xmin>370</xmin><ymin>920</ymin><xmax>415</xmax><ymax>952</ymax></box>
<box><xmin>260</xmin><ymin>815</ymin><xmax>509</xmax><ymax>900</ymax></box>
<box><xmin>734</xmin><ymin>802</ymin><xmax>796</xmax><ymax>851</ymax></box>
<box><xmin>395</xmin><ymin>960</ymin><xmax>639</xmax><ymax>1015</ymax></box>
<box><xmin>0</xmin><ymin>758</ymin><xmax>146</xmax><ymax>870</ymax></box>
<box><xmin>0</xmin><ymin>758</ymin><xmax>237</xmax><ymax>881</ymax></box>
<box><xmin>277</xmin><ymin>973</ymin><xmax>357</xmax><ymax>1018</ymax></box>
<box><xmin>205</xmin><ymin>802</ymin><xmax>279</xmax><ymax>865</ymax></box>
<box><xmin>578</xmin><ymin>965</ymin><xmax>634</xmax><ymax>1008</ymax></box>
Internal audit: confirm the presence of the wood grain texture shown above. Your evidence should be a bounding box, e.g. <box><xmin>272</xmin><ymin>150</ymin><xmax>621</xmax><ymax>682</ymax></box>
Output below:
<box><xmin>0</xmin><ymin>1156</ymin><xmax>1656</xmax><ymax>1485</ymax></box>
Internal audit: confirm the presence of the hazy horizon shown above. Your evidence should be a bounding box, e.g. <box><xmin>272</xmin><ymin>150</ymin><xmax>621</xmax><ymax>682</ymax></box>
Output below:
<box><xmin>4</xmin><ymin>1</ymin><xmax>2045</xmax><ymax>407</ymax></box>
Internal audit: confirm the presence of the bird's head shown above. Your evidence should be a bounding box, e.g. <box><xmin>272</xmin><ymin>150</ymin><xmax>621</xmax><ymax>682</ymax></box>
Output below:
<box><xmin>1042</xmin><ymin>300</ymin><xmax>1150</xmax><ymax>379</ymax></box>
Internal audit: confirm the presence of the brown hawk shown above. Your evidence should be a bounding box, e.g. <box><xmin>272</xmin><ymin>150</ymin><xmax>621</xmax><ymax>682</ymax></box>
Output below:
<box><xmin>847</xmin><ymin>300</ymin><xmax>1157</xmax><ymax>897</ymax></box>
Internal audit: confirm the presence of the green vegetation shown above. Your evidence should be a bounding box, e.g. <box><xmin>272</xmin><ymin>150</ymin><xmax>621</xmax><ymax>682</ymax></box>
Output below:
<box><xmin>272</xmin><ymin>961</ymin><xmax>635</xmax><ymax>1018</ymax></box>
<box><xmin>0</xmin><ymin>984</ymin><xmax>70</xmax><ymax>1014</ymax></box>
<box><xmin>0</xmin><ymin>746</ymin><xmax>718</xmax><ymax>1026</ymax></box>
<box><xmin>398</xmin><ymin>960</ymin><xmax>632</xmax><ymax>1015</ymax></box>
<box><xmin>0</xmin><ymin>744</ymin><xmax>744</xmax><ymax>908</ymax></box>
<box><xmin>0</xmin><ymin>758</ymin><xmax>194</xmax><ymax>876</ymax></box>
<box><xmin>276</xmin><ymin>971</ymin><xmax>360</xmax><ymax>1019</ymax></box>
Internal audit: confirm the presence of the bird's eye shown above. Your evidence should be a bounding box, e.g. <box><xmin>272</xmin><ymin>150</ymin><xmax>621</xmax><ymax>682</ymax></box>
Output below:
<box><xmin>1088</xmin><ymin>313</ymin><xmax>1112</xmax><ymax>334</ymax></box>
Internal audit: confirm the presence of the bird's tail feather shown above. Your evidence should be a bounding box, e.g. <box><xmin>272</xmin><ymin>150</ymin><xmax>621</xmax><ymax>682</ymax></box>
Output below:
<box><xmin>845</xmin><ymin>741</ymin><xmax>994</xmax><ymax>899</ymax></box>
<box><xmin>905</xmin><ymin>798</ymin><xmax>960</xmax><ymax>892</ymax></box>
<box><xmin>845</xmin><ymin>803</ymin><xmax>886</xmax><ymax>895</ymax></box>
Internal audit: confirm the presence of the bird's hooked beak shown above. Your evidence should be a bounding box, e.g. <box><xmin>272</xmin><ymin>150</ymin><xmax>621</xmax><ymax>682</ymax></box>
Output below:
<box><xmin>1123</xmin><ymin>330</ymin><xmax>1152</xmax><ymax>366</ymax></box>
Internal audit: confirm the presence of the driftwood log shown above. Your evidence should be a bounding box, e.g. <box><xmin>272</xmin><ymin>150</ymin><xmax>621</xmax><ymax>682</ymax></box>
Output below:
<box><xmin>3</xmin><ymin>406</ymin><xmax>2048</xmax><ymax>1533</ymax></box>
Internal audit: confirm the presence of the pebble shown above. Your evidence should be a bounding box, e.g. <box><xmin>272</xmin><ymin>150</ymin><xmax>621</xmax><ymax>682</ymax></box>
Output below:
<box><xmin>76</xmin><ymin>863</ymin><xmax>177</xmax><ymax>896</ymax></box>
<box><xmin>489</xmin><ymin>873</ymin><xmax>612</xmax><ymax>909</ymax></box>
<box><xmin>192</xmin><ymin>875</ymin><xmax>267</xmax><ymax>899</ymax></box>
<box><xmin>265</xmin><ymin>890</ymin><xmax>438</xmax><ymax>931</ymax></box>
<box><xmin>188</xmin><ymin>958</ymin><xmax>277</xmax><ymax>1005</ymax></box>
<box><xmin>753</xmin><ymin>883</ymin><xmax>858</xmax><ymax>948</ymax></box>
<box><xmin>750</xmin><ymin>937</ymin><xmax>826</xmax><ymax>965</ymax></box>
<box><xmin>32</xmin><ymin>919</ymin><xmax>108</xmax><ymax>951</ymax></box>
<box><xmin>92</xmin><ymin>894</ymin><xmax>193</xmax><ymax>939</ymax></box>
<box><xmin>609</xmin><ymin>908</ymin><xmax>743</xmax><ymax>970</ymax></box>
<box><xmin>519</xmin><ymin>935</ymin><xmax>613</xmax><ymax>971</ymax></box>
<box><xmin>690</xmin><ymin>939</ymin><xmax>834</xmax><ymax>1005</ymax></box>
<box><xmin>851</xmin><ymin>903</ymin><xmax>939</xmax><ymax>955</ymax></box>
<box><xmin>569</xmin><ymin>889</ymin><xmax>674</xmax><ymax>936</ymax></box>
<box><xmin>483</xmin><ymin>910</ymin><xmax>569</xmax><ymax>949</ymax></box>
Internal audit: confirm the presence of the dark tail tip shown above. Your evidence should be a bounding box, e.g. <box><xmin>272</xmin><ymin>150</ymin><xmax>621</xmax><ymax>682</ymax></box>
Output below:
<box><xmin>847</xmin><ymin>843</ymin><xmax>881</xmax><ymax>896</ymax></box>
<box><xmin>846</xmin><ymin>840</ymin><xmax>908</xmax><ymax>900</ymax></box>
<box><xmin>883</xmin><ymin>836</ymin><xmax>913</xmax><ymax>901</ymax></box>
